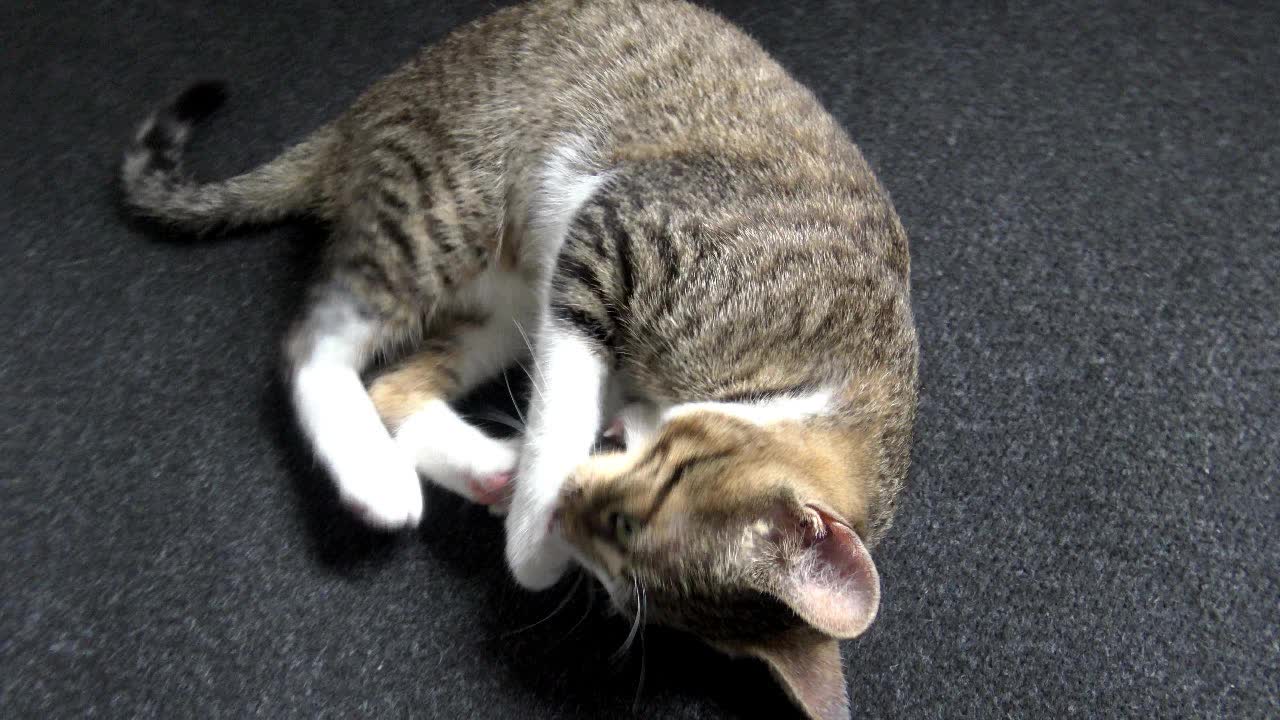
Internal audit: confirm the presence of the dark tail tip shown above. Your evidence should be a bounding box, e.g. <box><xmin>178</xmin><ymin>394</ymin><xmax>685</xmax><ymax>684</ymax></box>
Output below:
<box><xmin>170</xmin><ymin>81</ymin><xmax>228</xmax><ymax>124</ymax></box>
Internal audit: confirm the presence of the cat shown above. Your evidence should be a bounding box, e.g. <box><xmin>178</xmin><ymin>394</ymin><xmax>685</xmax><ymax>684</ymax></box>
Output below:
<box><xmin>119</xmin><ymin>1</ymin><xmax>918</xmax><ymax>717</ymax></box>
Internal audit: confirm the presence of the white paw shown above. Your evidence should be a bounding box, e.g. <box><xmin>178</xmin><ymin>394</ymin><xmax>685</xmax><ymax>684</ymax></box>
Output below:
<box><xmin>335</xmin><ymin>452</ymin><xmax>424</xmax><ymax>530</ymax></box>
<box><xmin>505</xmin><ymin>496</ymin><xmax>570</xmax><ymax>590</ymax></box>
<box><xmin>461</xmin><ymin>436</ymin><xmax>522</xmax><ymax>499</ymax></box>
<box><xmin>394</xmin><ymin>403</ymin><xmax>520</xmax><ymax>506</ymax></box>
<box><xmin>474</xmin><ymin>437</ymin><xmax>521</xmax><ymax>514</ymax></box>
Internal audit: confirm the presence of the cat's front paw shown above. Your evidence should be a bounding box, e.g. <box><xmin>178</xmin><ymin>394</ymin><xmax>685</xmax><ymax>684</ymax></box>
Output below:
<box><xmin>336</xmin><ymin>454</ymin><xmax>424</xmax><ymax>530</ymax></box>
<box><xmin>505</xmin><ymin>497</ymin><xmax>570</xmax><ymax>590</ymax></box>
<box><xmin>507</xmin><ymin>538</ymin><xmax>570</xmax><ymax>591</ymax></box>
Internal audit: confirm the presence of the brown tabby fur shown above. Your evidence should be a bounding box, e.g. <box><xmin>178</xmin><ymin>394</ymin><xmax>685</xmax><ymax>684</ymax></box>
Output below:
<box><xmin>120</xmin><ymin>1</ymin><xmax>918</xmax><ymax>717</ymax></box>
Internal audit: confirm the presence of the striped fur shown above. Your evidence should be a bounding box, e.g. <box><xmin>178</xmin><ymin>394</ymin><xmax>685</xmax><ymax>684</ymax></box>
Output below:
<box><xmin>121</xmin><ymin>82</ymin><xmax>336</xmax><ymax>232</ymax></box>
<box><xmin>119</xmin><ymin>2</ymin><xmax>918</xmax><ymax>718</ymax></box>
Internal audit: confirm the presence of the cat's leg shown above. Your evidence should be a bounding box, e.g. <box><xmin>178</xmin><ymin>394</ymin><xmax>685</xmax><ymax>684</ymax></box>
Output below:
<box><xmin>505</xmin><ymin>318</ymin><xmax>610</xmax><ymax>590</ymax></box>
<box><xmin>285</xmin><ymin>285</ymin><xmax>424</xmax><ymax>530</ymax></box>
<box><xmin>370</xmin><ymin>313</ymin><xmax>527</xmax><ymax>506</ymax></box>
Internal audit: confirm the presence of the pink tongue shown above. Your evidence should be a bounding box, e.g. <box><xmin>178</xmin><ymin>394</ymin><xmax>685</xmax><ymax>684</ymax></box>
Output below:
<box><xmin>467</xmin><ymin>472</ymin><xmax>512</xmax><ymax>506</ymax></box>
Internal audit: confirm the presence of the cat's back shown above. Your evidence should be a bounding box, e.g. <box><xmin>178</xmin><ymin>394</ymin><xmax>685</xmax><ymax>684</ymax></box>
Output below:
<box><xmin>345</xmin><ymin>0</ymin><xmax>852</xmax><ymax>174</ymax></box>
<box><xmin>426</xmin><ymin>0</ymin><xmax>913</xmax><ymax>384</ymax></box>
<box><xmin>336</xmin><ymin>0</ymin><xmax>913</xmax><ymax>394</ymax></box>
<box><xmin>526</xmin><ymin>0</ymin><xmax>857</xmax><ymax>166</ymax></box>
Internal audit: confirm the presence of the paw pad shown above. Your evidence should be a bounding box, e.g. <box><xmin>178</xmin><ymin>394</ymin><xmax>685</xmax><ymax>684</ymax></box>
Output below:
<box><xmin>468</xmin><ymin>472</ymin><xmax>513</xmax><ymax>506</ymax></box>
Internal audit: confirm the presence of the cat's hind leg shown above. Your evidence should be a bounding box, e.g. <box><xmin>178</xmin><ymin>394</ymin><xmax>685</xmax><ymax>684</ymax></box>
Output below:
<box><xmin>285</xmin><ymin>284</ymin><xmax>425</xmax><ymax>529</ymax></box>
<box><xmin>285</xmin><ymin>125</ymin><xmax>505</xmax><ymax>528</ymax></box>
<box><xmin>370</xmin><ymin>289</ymin><xmax>532</xmax><ymax>507</ymax></box>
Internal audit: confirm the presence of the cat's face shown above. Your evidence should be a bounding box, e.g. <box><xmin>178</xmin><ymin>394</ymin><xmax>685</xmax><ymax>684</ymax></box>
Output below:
<box><xmin>555</xmin><ymin>409</ymin><xmax>882</xmax><ymax>720</ymax></box>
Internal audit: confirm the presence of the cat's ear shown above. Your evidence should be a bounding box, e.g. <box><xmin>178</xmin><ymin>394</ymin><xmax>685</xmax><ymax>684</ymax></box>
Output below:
<box><xmin>751</xmin><ymin>633</ymin><xmax>849</xmax><ymax>720</ymax></box>
<box><xmin>764</xmin><ymin>502</ymin><xmax>881</xmax><ymax>639</ymax></box>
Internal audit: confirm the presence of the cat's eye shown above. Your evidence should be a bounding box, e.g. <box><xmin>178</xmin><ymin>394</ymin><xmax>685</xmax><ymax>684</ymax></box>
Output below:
<box><xmin>609</xmin><ymin>512</ymin><xmax>638</xmax><ymax>546</ymax></box>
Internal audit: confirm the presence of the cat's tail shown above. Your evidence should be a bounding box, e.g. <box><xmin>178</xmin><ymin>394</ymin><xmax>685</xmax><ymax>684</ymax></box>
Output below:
<box><xmin>120</xmin><ymin>82</ymin><xmax>337</xmax><ymax>233</ymax></box>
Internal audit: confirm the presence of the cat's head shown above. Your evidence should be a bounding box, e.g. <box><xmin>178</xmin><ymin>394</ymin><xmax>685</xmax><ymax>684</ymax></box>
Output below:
<box><xmin>556</xmin><ymin>405</ymin><xmax>882</xmax><ymax>720</ymax></box>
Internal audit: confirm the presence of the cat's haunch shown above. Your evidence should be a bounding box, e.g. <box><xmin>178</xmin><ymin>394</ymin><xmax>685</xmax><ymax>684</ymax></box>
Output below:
<box><xmin>120</xmin><ymin>2</ymin><xmax>917</xmax><ymax>717</ymax></box>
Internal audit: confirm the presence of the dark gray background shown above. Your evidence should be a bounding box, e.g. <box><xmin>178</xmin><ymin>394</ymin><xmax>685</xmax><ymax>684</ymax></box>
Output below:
<box><xmin>2</xmin><ymin>0</ymin><xmax>1276</xmax><ymax>717</ymax></box>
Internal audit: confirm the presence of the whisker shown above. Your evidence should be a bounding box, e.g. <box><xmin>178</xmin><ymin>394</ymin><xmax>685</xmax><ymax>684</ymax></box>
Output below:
<box><xmin>612</xmin><ymin>577</ymin><xmax>643</xmax><ymax>661</ymax></box>
<box><xmin>502</xmin><ymin>572</ymin><xmax>583</xmax><ymax>638</ymax></box>
<box><xmin>511</xmin><ymin>318</ymin><xmax>547</xmax><ymax>401</ymax></box>
<box><xmin>632</xmin><ymin>580</ymin><xmax>648</xmax><ymax>713</ymax></box>
<box><xmin>566</xmin><ymin>581</ymin><xmax>596</xmax><ymax>636</ymax></box>
<box><xmin>514</xmin><ymin>359</ymin><xmax>546</xmax><ymax>405</ymax></box>
<box><xmin>500</xmin><ymin>368</ymin><xmax>527</xmax><ymax>428</ymax></box>
<box><xmin>549</xmin><ymin>577</ymin><xmax>597</xmax><ymax>649</ymax></box>
<box><xmin>474</xmin><ymin>408</ymin><xmax>526</xmax><ymax>433</ymax></box>
<box><xmin>511</xmin><ymin>317</ymin><xmax>536</xmax><ymax>362</ymax></box>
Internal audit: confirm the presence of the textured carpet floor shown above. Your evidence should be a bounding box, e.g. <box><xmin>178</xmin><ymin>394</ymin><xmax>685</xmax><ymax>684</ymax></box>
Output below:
<box><xmin>2</xmin><ymin>1</ymin><xmax>1277</xmax><ymax>717</ymax></box>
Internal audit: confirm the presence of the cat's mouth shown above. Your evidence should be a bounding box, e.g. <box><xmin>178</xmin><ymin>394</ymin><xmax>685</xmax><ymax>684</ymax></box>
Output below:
<box><xmin>562</xmin><ymin>545</ymin><xmax>632</xmax><ymax>613</ymax></box>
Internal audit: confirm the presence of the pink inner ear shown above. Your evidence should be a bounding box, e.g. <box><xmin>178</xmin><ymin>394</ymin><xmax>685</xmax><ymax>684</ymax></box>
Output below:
<box><xmin>785</xmin><ymin>506</ymin><xmax>881</xmax><ymax>639</ymax></box>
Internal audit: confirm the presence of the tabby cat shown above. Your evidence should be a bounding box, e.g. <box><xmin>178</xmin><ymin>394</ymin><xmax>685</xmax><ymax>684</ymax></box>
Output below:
<box><xmin>120</xmin><ymin>1</ymin><xmax>918</xmax><ymax>717</ymax></box>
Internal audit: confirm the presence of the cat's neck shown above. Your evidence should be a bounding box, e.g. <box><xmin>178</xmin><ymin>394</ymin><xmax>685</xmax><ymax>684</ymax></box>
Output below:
<box><xmin>661</xmin><ymin>388</ymin><xmax>878</xmax><ymax>535</ymax></box>
<box><xmin>662</xmin><ymin>387</ymin><xmax>835</xmax><ymax>427</ymax></box>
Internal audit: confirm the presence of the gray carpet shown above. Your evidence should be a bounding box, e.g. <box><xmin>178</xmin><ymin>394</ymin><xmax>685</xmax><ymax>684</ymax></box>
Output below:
<box><xmin>2</xmin><ymin>0</ymin><xmax>1276</xmax><ymax>717</ymax></box>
